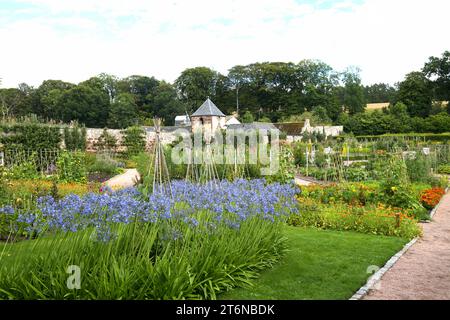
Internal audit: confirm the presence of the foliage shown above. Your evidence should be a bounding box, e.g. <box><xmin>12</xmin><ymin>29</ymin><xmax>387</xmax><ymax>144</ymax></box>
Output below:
<box><xmin>0</xmin><ymin>180</ymin><xmax>298</xmax><ymax>299</ymax></box>
<box><xmin>95</xmin><ymin>129</ymin><xmax>117</xmax><ymax>152</ymax></box>
<box><xmin>378</xmin><ymin>156</ymin><xmax>421</xmax><ymax>210</ymax></box>
<box><xmin>87</xmin><ymin>152</ymin><xmax>122</xmax><ymax>175</ymax></box>
<box><xmin>340</xmin><ymin>67</ymin><xmax>366</xmax><ymax>115</ymax></box>
<box><xmin>404</xmin><ymin>152</ymin><xmax>434</xmax><ymax>184</ymax></box>
<box><xmin>288</xmin><ymin>201</ymin><xmax>421</xmax><ymax>240</ymax></box>
<box><xmin>2</xmin><ymin>51</ymin><xmax>450</xmax><ymax>132</ymax></box>
<box><xmin>57</xmin><ymin>84</ymin><xmax>110</xmax><ymax>128</ymax></box>
<box><xmin>364</xmin><ymin>83</ymin><xmax>397</xmax><ymax>104</ymax></box>
<box><xmin>63</xmin><ymin>126</ymin><xmax>86</xmax><ymax>151</ymax></box>
<box><xmin>240</xmin><ymin>111</ymin><xmax>254</xmax><ymax>123</ymax></box>
<box><xmin>107</xmin><ymin>93</ymin><xmax>138</xmax><ymax>129</ymax></box>
<box><xmin>0</xmin><ymin>122</ymin><xmax>61</xmax><ymax>151</ymax></box>
<box><xmin>396</xmin><ymin>71</ymin><xmax>433</xmax><ymax>118</ymax></box>
<box><xmin>420</xmin><ymin>187</ymin><xmax>445</xmax><ymax>210</ymax></box>
<box><xmin>293</xmin><ymin>143</ymin><xmax>307</xmax><ymax>166</ymax></box>
<box><xmin>437</xmin><ymin>164</ymin><xmax>450</xmax><ymax>174</ymax></box>
<box><xmin>122</xmin><ymin>126</ymin><xmax>146</xmax><ymax>157</ymax></box>
<box><xmin>56</xmin><ymin>151</ymin><xmax>87</xmax><ymax>183</ymax></box>
<box><xmin>423</xmin><ymin>50</ymin><xmax>450</xmax><ymax>103</ymax></box>
<box><xmin>7</xmin><ymin>156</ymin><xmax>39</xmax><ymax>180</ymax></box>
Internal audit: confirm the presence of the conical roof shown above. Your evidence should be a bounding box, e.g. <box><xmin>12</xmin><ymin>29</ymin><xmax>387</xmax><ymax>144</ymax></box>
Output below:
<box><xmin>191</xmin><ymin>98</ymin><xmax>225</xmax><ymax>117</ymax></box>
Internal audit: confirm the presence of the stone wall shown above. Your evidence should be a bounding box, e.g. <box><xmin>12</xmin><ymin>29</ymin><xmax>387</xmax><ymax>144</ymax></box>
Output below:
<box><xmin>84</xmin><ymin>127</ymin><xmax>190</xmax><ymax>152</ymax></box>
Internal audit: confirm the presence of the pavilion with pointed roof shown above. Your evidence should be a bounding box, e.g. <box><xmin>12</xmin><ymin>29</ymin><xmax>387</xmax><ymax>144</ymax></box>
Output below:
<box><xmin>190</xmin><ymin>98</ymin><xmax>227</xmax><ymax>133</ymax></box>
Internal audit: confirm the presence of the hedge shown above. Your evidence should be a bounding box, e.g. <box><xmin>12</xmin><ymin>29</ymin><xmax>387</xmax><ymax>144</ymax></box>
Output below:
<box><xmin>0</xmin><ymin>123</ymin><xmax>62</xmax><ymax>151</ymax></box>
<box><xmin>355</xmin><ymin>133</ymin><xmax>450</xmax><ymax>143</ymax></box>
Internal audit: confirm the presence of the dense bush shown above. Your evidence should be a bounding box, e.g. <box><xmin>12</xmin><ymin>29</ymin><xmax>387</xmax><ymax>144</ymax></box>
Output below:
<box><xmin>340</xmin><ymin>110</ymin><xmax>450</xmax><ymax>136</ymax></box>
<box><xmin>0</xmin><ymin>123</ymin><xmax>61</xmax><ymax>151</ymax></box>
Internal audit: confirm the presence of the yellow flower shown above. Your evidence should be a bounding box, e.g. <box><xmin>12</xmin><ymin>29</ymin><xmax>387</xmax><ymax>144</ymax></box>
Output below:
<box><xmin>391</xmin><ymin>187</ymin><xmax>397</xmax><ymax>192</ymax></box>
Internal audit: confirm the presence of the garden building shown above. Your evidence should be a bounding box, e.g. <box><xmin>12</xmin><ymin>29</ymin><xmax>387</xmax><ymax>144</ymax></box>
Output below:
<box><xmin>190</xmin><ymin>98</ymin><xmax>226</xmax><ymax>133</ymax></box>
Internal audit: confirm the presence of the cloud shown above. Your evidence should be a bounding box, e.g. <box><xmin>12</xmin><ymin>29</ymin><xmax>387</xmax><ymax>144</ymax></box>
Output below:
<box><xmin>0</xmin><ymin>0</ymin><xmax>449</xmax><ymax>88</ymax></box>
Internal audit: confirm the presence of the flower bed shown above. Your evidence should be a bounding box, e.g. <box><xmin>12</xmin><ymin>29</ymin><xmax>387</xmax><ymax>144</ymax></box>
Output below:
<box><xmin>0</xmin><ymin>179</ymin><xmax>299</xmax><ymax>300</ymax></box>
<box><xmin>420</xmin><ymin>187</ymin><xmax>446</xmax><ymax>210</ymax></box>
<box><xmin>290</xmin><ymin>182</ymin><xmax>427</xmax><ymax>239</ymax></box>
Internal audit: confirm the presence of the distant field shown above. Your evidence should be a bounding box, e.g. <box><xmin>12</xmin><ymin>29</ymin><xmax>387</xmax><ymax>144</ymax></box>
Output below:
<box><xmin>366</xmin><ymin>101</ymin><xmax>448</xmax><ymax>111</ymax></box>
<box><xmin>367</xmin><ymin>102</ymin><xmax>390</xmax><ymax>110</ymax></box>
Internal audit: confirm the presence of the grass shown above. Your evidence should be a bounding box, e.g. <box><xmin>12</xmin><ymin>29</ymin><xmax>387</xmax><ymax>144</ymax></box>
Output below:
<box><xmin>221</xmin><ymin>226</ymin><xmax>407</xmax><ymax>300</ymax></box>
<box><xmin>0</xmin><ymin>226</ymin><xmax>408</xmax><ymax>300</ymax></box>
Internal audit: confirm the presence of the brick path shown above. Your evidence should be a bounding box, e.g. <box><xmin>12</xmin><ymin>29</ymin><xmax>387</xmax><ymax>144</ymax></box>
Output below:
<box><xmin>364</xmin><ymin>191</ymin><xmax>450</xmax><ymax>300</ymax></box>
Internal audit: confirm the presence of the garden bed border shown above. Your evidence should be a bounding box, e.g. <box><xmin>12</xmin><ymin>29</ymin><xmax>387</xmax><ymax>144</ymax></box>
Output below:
<box><xmin>349</xmin><ymin>187</ymin><xmax>449</xmax><ymax>300</ymax></box>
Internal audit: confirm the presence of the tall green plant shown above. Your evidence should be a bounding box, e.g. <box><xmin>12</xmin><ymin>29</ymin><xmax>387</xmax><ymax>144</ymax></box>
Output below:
<box><xmin>122</xmin><ymin>126</ymin><xmax>146</xmax><ymax>157</ymax></box>
<box><xmin>56</xmin><ymin>151</ymin><xmax>87</xmax><ymax>183</ymax></box>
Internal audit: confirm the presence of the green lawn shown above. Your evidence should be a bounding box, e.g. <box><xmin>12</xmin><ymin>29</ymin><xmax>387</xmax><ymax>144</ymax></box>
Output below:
<box><xmin>1</xmin><ymin>227</ymin><xmax>407</xmax><ymax>300</ymax></box>
<box><xmin>220</xmin><ymin>226</ymin><xmax>407</xmax><ymax>300</ymax></box>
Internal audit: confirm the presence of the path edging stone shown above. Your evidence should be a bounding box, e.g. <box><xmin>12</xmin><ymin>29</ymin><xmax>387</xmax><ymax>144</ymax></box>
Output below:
<box><xmin>349</xmin><ymin>237</ymin><xmax>418</xmax><ymax>300</ymax></box>
<box><xmin>350</xmin><ymin>187</ymin><xmax>449</xmax><ymax>300</ymax></box>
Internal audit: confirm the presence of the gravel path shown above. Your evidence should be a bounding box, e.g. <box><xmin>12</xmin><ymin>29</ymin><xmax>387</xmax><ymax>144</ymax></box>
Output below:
<box><xmin>364</xmin><ymin>190</ymin><xmax>450</xmax><ymax>300</ymax></box>
<box><xmin>104</xmin><ymin>169</ymin><xmax>140</xmax><ymax>190</ymax></box>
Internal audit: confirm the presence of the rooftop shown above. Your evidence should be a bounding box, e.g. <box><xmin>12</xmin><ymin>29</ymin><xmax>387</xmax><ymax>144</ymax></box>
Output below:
<box><xmin>191</xmin><ymin>98</ymin><xmax>226</xmax><ymax>117</ymax></box>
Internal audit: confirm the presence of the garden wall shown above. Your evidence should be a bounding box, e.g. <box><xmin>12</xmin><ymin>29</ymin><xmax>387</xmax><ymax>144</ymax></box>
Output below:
<box><xmin>84</xmin><ymin>127</ymin><xmax>186</xmax><ymax>152</ymax></box>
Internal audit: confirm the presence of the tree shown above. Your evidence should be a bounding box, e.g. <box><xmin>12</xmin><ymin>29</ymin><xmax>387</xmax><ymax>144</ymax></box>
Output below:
<box><xmin>57</xmin><ymin>85</ymin><xmax>109</xmax><ymax>127</ymax></box>
<box><xmin>423</xmin><ymin>51</ymin><xmax>450</xmax><ymax>103</ymax></box>
<box><xmin>118</xmin><ymin>75</ymin><xmax>159</xmax><ymax>118</ymax></box>
<box><xmin>340</xmin><ymin>67</ymin><xmax>366</xmax><ymax>115</ymax></box>
<box><xmin>81</xmin><ymin>73</ymin><xmax>119</xmax><ymax>103</ymax></box>
<box><xmin>364</xmin><ymin>83</ymin><xmax>397</xmax><ymax>103</ymax></box>
<box><xmin>175</xmin><ymin>67</ymin><xmax>220</xmax><ymax>112</ymax></box>
<box><xmin>387</xmin><ymin>102</ymin><xmax>411</xmax><ymax>133</ymax></box>
<box><xmin>397</xmin><ymin>72</ymin><xmax>433</xmax><ymax>118</ymax></box>
<box><xmin>151</xmin><ymin>81</ymin><xmax>185</xmax><ymax>126</ymax></box>
<box><xmin>107</xmin><ymin>93</ymin><xmax>138</xmax><ymax>129</ymax></box>
<box><xmin>240</xmin><ymin>111</ymin><xmax>254</xmax><ymax>123</ymax></box>
<box><xmin>0</xmin><ymin>88</ymin><xmax>28</xmax><ymax>118</ymax></box>
<box><xmin>228</xmin><ymin>65</ymin><xmax>248</xmax><ymax>115</ymax></box>
<box><xmin>33</xmin><ymin>80</ymin><xmax>75</xmax><ymax>119</ymax></box>
<box><xmin>312</xmin><ymin>106</ymin><xmax>332</xmax><ymax>124</ymax></box>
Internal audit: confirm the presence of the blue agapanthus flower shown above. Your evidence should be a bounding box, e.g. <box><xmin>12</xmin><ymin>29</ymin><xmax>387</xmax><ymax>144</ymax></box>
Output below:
<box><xmin>9</xmin><ymin>179</ymin><xmax>299</xmax><ymax>242</ymax></box>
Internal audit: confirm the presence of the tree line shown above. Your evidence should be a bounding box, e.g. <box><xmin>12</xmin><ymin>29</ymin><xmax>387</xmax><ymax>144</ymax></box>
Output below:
<box><xmin>1</xmin><ymin>51</ymin><xmax>449</xmax><ymax>132</ymax></box>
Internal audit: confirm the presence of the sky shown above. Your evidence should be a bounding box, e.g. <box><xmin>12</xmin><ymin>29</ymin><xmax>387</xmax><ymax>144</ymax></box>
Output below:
<box><xmin>0</xmin><ymin>0</ymin><xmax>449</xmax><ymax>88</ymax></box>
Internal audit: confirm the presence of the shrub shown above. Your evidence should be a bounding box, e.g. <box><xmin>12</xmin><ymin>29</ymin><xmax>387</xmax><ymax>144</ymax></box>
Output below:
<box><xmin>405</xmin><ymin>152</ymin><xmax>433</xmax><ymax>183</ymax></box>
<box><xmin>437</xmin><ymin>164</ymin><xmax>450</xmax><ymax>174</ymax></box>
<box><xmin>64</xmin><ymin>126</ymin><xmax>86</xmax><ymax>151</ymax></box>
<box><xmin>8</xmin><ymin>156</ymin><xmax>39</xmax><ymax>180</ymax></box>
<box><xmin>122</xmin><ymin>126</ymin><xmax>146</xmax><ymax>157</ymax></box>
<box><xmin>95</xmin><ymin>129</ymin><xmax>117</xmax><ymax>153</ymax></box>
<box><xmin>87</xmin><ymin>152</ymin><xmax>121</xmax><ymax>175</ymax></box>
<box><xmin>0</xmin><ymin>123</ymin><xmax>61</xmax><ymax>151</ymax></box>
<box><xmin>56</xmin><ymin>151</ymin><xmax>86</xmax><ymax>183</ymax></box>
<box><xmin>293</xmin><ymin>143</ymin><xmax>307</xmax><ymax>167</ymax></box>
